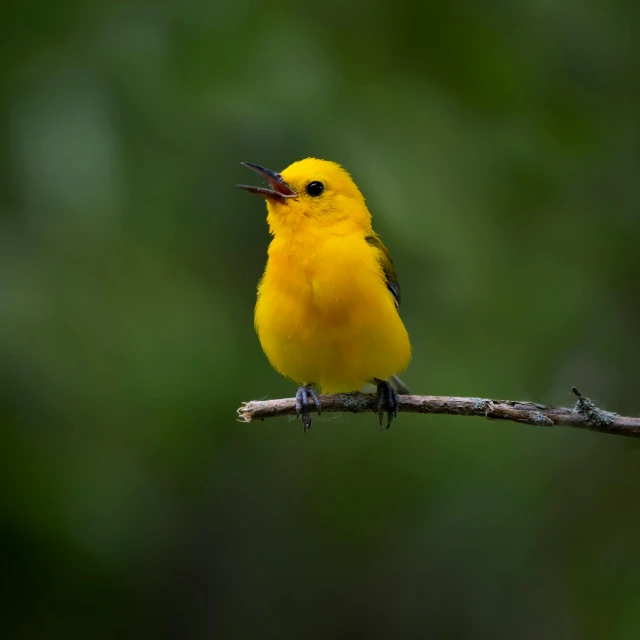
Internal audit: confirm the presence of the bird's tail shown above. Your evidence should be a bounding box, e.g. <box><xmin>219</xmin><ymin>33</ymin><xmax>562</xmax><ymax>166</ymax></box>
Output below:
<box><xmin>390</xmin><ymin>374</ymin><xmax>411</xmax><ymax>395</ymax></box>
<box><xmin>363</xmin><ymin>375</ymin><xmax>411</xmax><ymax>395</ymax></box>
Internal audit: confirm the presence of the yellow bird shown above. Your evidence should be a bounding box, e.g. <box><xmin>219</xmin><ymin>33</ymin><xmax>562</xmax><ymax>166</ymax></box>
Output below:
<box><xmin>237</xmin><ymin>158</ymin><xmax>411</xmax><ymax>430</ymax></box>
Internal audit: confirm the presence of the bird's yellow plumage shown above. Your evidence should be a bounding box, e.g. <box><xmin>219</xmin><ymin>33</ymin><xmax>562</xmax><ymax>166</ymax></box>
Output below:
<box><xmin>238</xmin><ymin>158</ymin><xmax>411</xmax><ymax>428</ymax></box>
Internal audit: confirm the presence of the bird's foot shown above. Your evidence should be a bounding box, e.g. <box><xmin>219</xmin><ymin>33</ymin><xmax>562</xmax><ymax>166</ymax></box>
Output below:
<box><xmin>295</xmin><ymin>385</ymin><xmax>321</xmax><ymax>432</ymax></box>
<box><xmin>375</xmin><ymin>379</ymin><xmax>399</xmax><ymax>430</ymax></box>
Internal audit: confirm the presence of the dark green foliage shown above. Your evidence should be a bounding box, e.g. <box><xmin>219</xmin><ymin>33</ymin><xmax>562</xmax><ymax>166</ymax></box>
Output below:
<box><xmin>2</xmin><ymin>1</ymin><xmax>640</xmax><ymax>638</ymax></box>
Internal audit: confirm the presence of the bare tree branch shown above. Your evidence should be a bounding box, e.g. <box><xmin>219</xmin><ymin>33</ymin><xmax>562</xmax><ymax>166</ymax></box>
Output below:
<box><xmin>237</xmin><ymin>387</ymin><xmax>640</xmax><ymax>437</ymax></box>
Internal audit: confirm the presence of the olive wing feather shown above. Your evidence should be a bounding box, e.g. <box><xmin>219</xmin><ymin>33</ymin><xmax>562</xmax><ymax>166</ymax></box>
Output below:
<box><xmin>365</xmin><ymin>232</ymin><xmax>401</xmax><ymax>310</ymax></box>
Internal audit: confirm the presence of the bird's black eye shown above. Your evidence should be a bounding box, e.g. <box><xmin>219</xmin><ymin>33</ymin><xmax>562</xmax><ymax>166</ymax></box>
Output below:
<box><xmin>306</xmin><ymin>181</ymin><xmax>324</xmax><ymax>197</ymax></box>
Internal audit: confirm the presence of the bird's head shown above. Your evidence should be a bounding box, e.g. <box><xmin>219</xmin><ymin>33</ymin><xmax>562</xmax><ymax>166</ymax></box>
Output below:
<box><xmin>237</xmin><ymin>158</ymin><xmax>371</xmax><ymax>235</ymax></box>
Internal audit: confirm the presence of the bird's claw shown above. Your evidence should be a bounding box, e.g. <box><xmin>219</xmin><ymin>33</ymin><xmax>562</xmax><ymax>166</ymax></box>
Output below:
<box><xmin>295</xmin><ymin>385</ymin><xmax>321</xmax><ymax>432</ymax></box>
<box><xmin>375</xmin><ymin>379</ymin><xmax>399</xmax><ymax>429</ymax></box>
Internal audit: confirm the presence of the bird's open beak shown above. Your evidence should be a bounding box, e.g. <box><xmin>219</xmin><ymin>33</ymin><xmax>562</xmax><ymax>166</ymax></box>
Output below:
<box><xmin>236</xmin><ymin>162</ymin><xmax>297</xmax><ymax>202</ymax></box>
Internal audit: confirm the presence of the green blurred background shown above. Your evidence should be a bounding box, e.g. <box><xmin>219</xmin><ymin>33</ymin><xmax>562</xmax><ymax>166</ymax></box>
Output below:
<box><xmin>2</xmin><ymin>1</ymin><xmax>640</xmax><ymax>637</ymax></box>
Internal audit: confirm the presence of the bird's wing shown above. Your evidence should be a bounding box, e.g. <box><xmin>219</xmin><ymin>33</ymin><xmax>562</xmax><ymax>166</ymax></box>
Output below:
<box><xmin>365</xmin><ymin>232</ymin><xmax>401</xmax><ymax>309</ymax></box>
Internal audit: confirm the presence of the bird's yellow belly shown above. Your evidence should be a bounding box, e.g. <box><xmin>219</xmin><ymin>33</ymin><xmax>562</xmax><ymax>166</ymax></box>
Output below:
<box><xmin>255</xmin><ymin>262</ymin><xmax>411</xmax><ymax>393</ymax></box>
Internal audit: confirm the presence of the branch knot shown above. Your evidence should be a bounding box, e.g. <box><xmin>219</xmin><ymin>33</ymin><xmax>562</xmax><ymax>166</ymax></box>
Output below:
<box><xmin>571</xmin><ymin>387</ymin><xmax>618</xmax><ymax>428</ymax></box>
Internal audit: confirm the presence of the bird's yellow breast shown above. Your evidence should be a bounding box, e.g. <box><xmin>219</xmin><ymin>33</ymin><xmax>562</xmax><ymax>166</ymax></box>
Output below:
<box><xmin>255</xmin><ymin>231</ymin><xmax>411</xmax><ymax>393</ymax></box>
